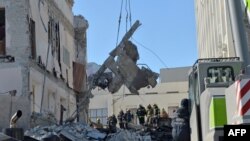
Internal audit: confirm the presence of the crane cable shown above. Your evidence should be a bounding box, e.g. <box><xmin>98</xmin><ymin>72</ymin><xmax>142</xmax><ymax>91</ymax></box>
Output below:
<box><xmin>116</xmin><ymin>0</ymin><xmax>133</xmax><ymax>46</ymax></box>
<box><xmin>114</xmin><ymin>0</ymin><xmax>134</xmax><ymax>107</ymax></box>
<box><xmin>116</xmin><ymin>0</ymin><xmax>145</xmax><ymax>106</ymax></box>
<box><xmin>132</xmin><ymin>37</ymin><xmax>168</xmax><ymax>68</ymax></box>
<box><xmin>115</xmin><ymin>0</ymin><xmax>123</xmax><ymax>46</ymax></box>
<box><xmin>125</xmin><ymin>0</ymin><xmax>132</xmax><ymax>32</ymax></box>
<box><xmin>125</xmin><ymin>0</ymin><xmax>128</xmax><ymax>32</ymax></box>
<box><xmin>128</xmin><ymin>0</ymin><xmax>132</xmax><ymax>27</ymax></box>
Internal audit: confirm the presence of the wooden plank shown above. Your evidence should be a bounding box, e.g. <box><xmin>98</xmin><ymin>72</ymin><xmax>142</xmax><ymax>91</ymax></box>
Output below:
<box><xmin>73</xmin><ymin>62</ymin><xmax>86</xmax><ymax>92</ymax></box>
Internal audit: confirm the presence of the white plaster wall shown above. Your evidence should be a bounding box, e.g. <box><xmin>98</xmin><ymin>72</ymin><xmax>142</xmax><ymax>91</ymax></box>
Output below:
<box><xmin>0</xmin><ymin>95</ymin><xmax>31</xmax><ymax>130</ymax></box>
<box><xmin>90</xmin><ymin>88</ymin><xmax>114</xmax><ymax>116</ymax></box>
<box><xmin>0</xmin><ymin>0</ymin><xmax>30</xmax><ymax>96</ymax></box>
<box><xmin>3</xmin><ymin>0</ymin><xmax>30</xmax><ymax>57</ymax></box>
<box><xmin>61</xmin><ymin>25</ymin><xmax>75</xmax><ymax>88</ymax></box>
<box><xmin>29</xmin><ymin>0</ymin><xmax>49</xmax><ymax>62</ymax></box>
<box><xmin>54</xmin><ymin>0</ymin><xmax>74</xmax><ymax>24</ymax></box>
<box><xmin>30</xmin><ymin>68</ymin><xmax>76</xmax><ymax>122</ymax></box>
<box><xmin>90</xmin><ymin>82</ymin><xmax>188</xmax><ymax>118</ymax></box>
<box><xmin>0</xmin><ymin>64</ymin><xmax>22</xmax><ymax>96</ymax></box>
<box><xmin>112</xmin><ymin>92</ymin><xmax>187</xmax><ymax>117</ymax></box>
<box><xmin>104</xmin><ymin>82</ymin><xmax>189</xmax><ymax>95</ymax></box>
<box><xmin>29</xmin><ymin>0</ymin><xmax>75</xmax><ymax>88</ymax></box>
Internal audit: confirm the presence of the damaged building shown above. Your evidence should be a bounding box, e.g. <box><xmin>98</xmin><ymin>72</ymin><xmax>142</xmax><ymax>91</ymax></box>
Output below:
<box><xmin>0</xmin><ymin>0</ymin><xmax>89</xmax><ymax>130</ymax></box>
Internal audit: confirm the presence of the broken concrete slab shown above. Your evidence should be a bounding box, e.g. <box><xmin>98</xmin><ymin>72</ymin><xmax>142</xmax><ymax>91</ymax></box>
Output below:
<box><xmin>86</xmin><ymin>130</ymin><xmax>106</xmax><ymax>140</ymax></box>
<box><xmin>59</xmin><ymin>130</ymin><xmax>88</xmax><ymax>141</ymax></box>
<box><xmin>106</xmin><ymin>130</ymin><xmax>152</xmax><ymax>141</ymax></box>
<box><xmin>30</xmin><ymin>112</ymin><xmax>57</xmax><ymax>128</ymax></box>
<box><xmin>25</xmin><ymin>122</ymin><xmax>107</xmax><ymax>141</ymax></box>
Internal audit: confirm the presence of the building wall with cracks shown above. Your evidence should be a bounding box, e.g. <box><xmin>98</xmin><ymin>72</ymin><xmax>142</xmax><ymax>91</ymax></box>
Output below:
<box><xmin>0</xmin><ymin>0</ymin><xmax>88</xmax><ymax>129</ymax></box>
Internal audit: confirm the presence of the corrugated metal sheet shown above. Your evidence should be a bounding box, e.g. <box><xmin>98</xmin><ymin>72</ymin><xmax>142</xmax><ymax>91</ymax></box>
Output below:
<box><xmin>73</xmin><ymin>62</ymin><xmax>86</xmax><ymax>92</ymax></box>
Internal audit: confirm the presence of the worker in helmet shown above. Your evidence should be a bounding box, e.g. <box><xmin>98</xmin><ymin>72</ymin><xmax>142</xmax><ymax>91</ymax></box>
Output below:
<box><xmin>96</xmin><ymin>118</ymin><xmax>103</xmax><ymax>128</ymax></box>
<box><xmin>88</xmin><ymin>118</ymin><xmax>103</xmax><ymax>129</ymax></box>
<box><xmin>152</xmin><ymin>104</ymin><xmax>160</xmax><ymax>127</ymax></box>
<box><xmin>171</xmin><ymin>98</ymin><xmax>190</xmax><ymax>141</ymax></box>
<box><xmin>146</xmin><ymin>104</ymin><xmax>153</xmax><ymax>126</ymax></box>
<box><xmin>117</xmin><ymin>109</ymin><xmax>125</xmax><ymax>129</ymax></box>
<box><xmin>160</xmin><ymin>108</ymin><xmax>169</xmax><ymax>119</ymax></box>
<box><xmin>136</xmin><ymin>104</ymin><xmax>147</xmax><ymax>125</ymax></box>
<box><xmin>107</xmin><ymin>114</ymin><xmax>117</xmax><ymax>133</ymax></box>
<box><xmin>124</xmin><ymin>109</ymin><xmax>134</xmax><ymax>129</ymax></box>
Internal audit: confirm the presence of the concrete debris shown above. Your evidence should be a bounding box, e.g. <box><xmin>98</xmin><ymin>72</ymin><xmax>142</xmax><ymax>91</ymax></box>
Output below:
<box><xmin>88</xmin><ymin>72</ymin><xmax>113</xmax><ymax>89</ymax></box>
<box><xmin>24</xmin><ymin>122</ymin><xmax>107</xmax><ymax>141</ymax></box>
<box><xmin>86</xmin><ymin>130</ymin><xmax>107</xmax><ymax>140</ymax></box>
<box><xmin>30</xmin><ymin>112</ymin><xmax>57</xmax><ymax>128</ymax></box>
<box><xmin>106</xmin><ymin>129</ymin><xmax>151</xmax><ymax>141</ymax></box>
<box><xmin>24</xmin><ymin>122</ymin><xmax>164</xmax><ymax>141</ymax></box>
<box><xmin>107</xmin><ymin>41</ymin><xmax>159</xmax><ymax>94</ymax></box>
<box><xmin>91</xmin><ymin>40</ymin><xmax>159</xmax><ymax>95</ymax></box>
<box><xmin>148</xmin><ymin>127</ymin><xmax>172</xmax><ymax>141</ymax></box>
<box><xmin>86</xmin><ymin>21</ymin><xmax>159</xmax><ymax>95</ymax></box>
<box><xmin>121</xmin><ymin>118</ymin><xmax>173</xmax><ymax>141</ymax></box>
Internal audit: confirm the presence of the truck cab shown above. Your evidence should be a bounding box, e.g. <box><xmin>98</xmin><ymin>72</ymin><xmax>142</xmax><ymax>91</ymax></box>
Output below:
<box><xmin>188</xmin><ymin>57</ymin><xmax>242</xmax><ymax>141</ymax></box>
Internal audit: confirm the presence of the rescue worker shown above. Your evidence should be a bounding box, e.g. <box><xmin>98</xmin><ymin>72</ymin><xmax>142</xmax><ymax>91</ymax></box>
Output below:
<box><xmin>160</xmin><ymin>108</ymin><xmax>169</xmax><ymax>118</ymax></box>
<box><xmin>107</xmin><ymin>114</ymin><xmax>117</xmax><ymax>133</ymax></box>
<box><xmin>136</xmin><ymin>104</ymin><xmax>147</xmax><ymax>125</ymax></box>
<box><xmin>124</xmin><ymin>109</ymin><xmax>134</xmax><ymax>129</ymax></box>
<box><xmin>89</xmin><ymin>118</ymin><xmax>103</xmax><ymax>129</ymax></box>
<box><xmin>117</xmin><ymin>109</ymin><xmax>125</xmax><ymax>129</ymax></box>
<box><xmin>161</xmin><ymin>108</ymin><xmax>172</xmax><ymax>127</ymax></box>
<box><xmin>146</xmin><ymin>104</ymin><xmax>154</xmax><ymax>126</ymax></box>
<box><xmin>96</xmin><ymin>118</ymin><xmax>103</xmax><ymax>128</ymax></box>
<box><xmin>171</xmin><ymin>98</ymin><xmax>190</xmax><ymax>141</ymax></box>
<box><xmin>152</xmin><ymin>104</ymin><xmax>160</xmax><ymax>127</ymax></box>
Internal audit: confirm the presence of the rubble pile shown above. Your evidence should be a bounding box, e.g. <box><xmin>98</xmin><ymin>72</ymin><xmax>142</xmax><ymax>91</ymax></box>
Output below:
<box><xmin>24</xmin><ymin>123</ymin><xmax>159</xmax><ymax>141</ymax></box>
<box><xmin>146</xmin><ymin>126</ymin><xmax>172</xmax><ymax>141</ymax></box>
<box><xmin>24</xmin><ymin>117</ymin><xmax>173</xmax><ymax>141</ymax></box>
<box><xmin>30</xmin><ymin>112</ymin><xmax>58</xmax><ymax>127</ymax></box>
<box><xmin>106</xmin><ymin>129</ymin><xmax>151</xmax><ymax>141</ymax></box>
<box><xmin>24</xmin><ymin>122</ymin><xmax>106</xmax><ymax>141</ymax></box>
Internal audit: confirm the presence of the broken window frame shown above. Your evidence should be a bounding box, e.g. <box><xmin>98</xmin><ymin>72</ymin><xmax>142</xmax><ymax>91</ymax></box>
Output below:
<box><xmin>0</xmin><ymin>8</ymin><xmax>6</xmax><ymax>55</ymax></box>
<box><xmin>30</xmin><ymin>18</ymin><xmax>36</xmax><ymax>59</ymax></box>
<box><xmin>88</xmin><ymin>108</ymin><xmax>108</xmax><ymax>125</ymax></box>
<box><xmin>48</xmin><ymin>17</ymin><xmax>61</xmax><ymax>62</ymax></box>
<box><xmin>63</xmin><ymin>47</ymin><xmax>70</xmax><ymax>67</ymax></box>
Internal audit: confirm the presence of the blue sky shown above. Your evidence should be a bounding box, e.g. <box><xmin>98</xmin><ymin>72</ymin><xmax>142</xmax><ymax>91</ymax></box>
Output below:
<box><xmin>73</xmin><ymin>0</ymin><xmax>197</xmax><ymax>73</ymax></box>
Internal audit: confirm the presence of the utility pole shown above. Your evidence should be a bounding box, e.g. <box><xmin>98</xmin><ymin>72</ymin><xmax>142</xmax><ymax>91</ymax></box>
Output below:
<box><xmin>228</xmin><ymin>0</ymin><xmax>250</xmax><ymax>69</ymax></box>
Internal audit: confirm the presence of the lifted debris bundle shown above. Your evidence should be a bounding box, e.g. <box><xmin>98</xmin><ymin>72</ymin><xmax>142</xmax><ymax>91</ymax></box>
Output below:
<box><xmin>88</xmin><ymin>20</ymin><xmax>159</xmax><ymax>95</ymax></box>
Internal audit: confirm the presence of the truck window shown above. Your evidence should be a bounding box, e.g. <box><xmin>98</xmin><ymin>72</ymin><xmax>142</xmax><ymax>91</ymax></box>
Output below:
<box><xmin>207</xmin><ymin>66</ymin><xmax>234</xmax><ymax>84</ymax></box>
